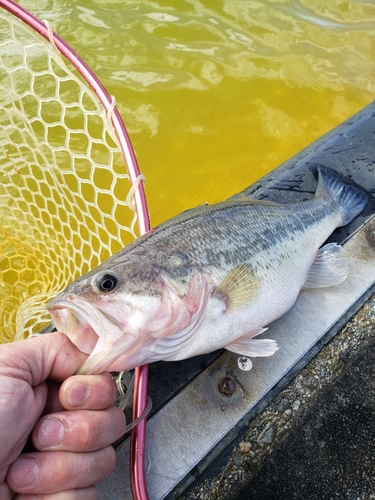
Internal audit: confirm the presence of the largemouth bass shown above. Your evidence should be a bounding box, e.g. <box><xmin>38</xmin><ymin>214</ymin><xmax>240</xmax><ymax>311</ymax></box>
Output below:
<box><xmin>48</xmin><ymin>167</ymin><xmax>367</xmax><ymax>374</ymax></box>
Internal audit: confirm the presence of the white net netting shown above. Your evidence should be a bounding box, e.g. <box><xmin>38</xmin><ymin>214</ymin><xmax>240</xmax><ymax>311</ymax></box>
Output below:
<box><xmin>0</xmin><ymin>7</ymin><xmax>142</xmax><ymax>342</ymax></box>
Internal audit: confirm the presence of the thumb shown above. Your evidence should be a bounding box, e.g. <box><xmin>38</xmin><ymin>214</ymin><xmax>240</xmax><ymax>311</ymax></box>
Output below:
<box><xmin>0</xmin><ymin>332</ymin><xmax>88</xmax><ymax>387</ymax></box>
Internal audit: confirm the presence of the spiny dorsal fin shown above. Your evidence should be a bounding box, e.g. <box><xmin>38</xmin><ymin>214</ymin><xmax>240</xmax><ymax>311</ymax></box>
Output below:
<box><xmin>214</xmin><ymin>263</ymin><xmax>260</xmax><ymax>310</ymax></box>
<box><xmin>303</xmin><ymin>242</ymin><xmax>349</xmax><ymax>289</ymax></box>
<box><xmin>230</xmin><ymin>193</ymin><xmax>279</xmax><ymax>205</ymax></box>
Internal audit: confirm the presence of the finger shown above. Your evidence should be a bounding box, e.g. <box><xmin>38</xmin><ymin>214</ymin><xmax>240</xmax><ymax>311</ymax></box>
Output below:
<box><xmin>59</xmin><ymin>372</ymin><xmax>118</xmax><ymax>410</ymax></box>
<box><xmin>6</xmin><ymin>447</ymin><xmax>115</xmax><ymax>495</ymax></box>
<box><xmin>0</xmin><ymin>481</ymin><xmax>14</xmax><ymax>500</ymax></box>
<box><xmin>15</xmin><ymin>485</ymin><xmax>97</xmax><ymax>499</ymax></box>
<box><xmin>32</xmin><ymin>406</ymin><xmax>126</xmax><ymax>452</ymax></box>
<box><xmin>43</xmin><ymin>380</ymin><xmax>64</xmax><ymax>415</ymax></box>
<box><xmin>0</xmin><ymin>332</ymin><xmax>88</xmax><ymax>386</ymax></box>
<box><xmin>0</xmin><ymin>381</ymin><xmax>47</xmax><ymax>471</ymax></box>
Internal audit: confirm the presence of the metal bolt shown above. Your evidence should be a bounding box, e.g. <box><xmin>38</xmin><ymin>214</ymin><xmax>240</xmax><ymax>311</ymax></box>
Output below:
<box><xmin>218</xmin><ymin>376</ymin><xmax>237</xmax><ymax>396</ymax></box>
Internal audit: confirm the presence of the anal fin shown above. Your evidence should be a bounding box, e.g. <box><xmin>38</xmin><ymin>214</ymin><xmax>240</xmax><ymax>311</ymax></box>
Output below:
<box><xmin>225</xmin><ymin>327</ymin><xmax>278</xmax><ymax>358</ymax></box>
<box><xmin>303</xmin><ymin>242</ymin><xmax>349</xmax><ymax>289</ymax></box>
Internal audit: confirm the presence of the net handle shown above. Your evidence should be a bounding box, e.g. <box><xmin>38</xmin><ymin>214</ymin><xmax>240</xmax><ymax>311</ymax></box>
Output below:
<box><xmin>0</xmin><ymin>2</ymin><xmax>151</xmax><ymax>499</ymax></box>
<box><xmin>0</xmin><ymin>0</ymin><xmax>150</xmax><ymax>236</ymax></box>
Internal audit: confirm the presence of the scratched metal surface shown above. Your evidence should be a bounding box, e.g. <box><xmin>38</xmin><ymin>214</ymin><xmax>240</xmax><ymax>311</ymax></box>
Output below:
<box><xmin>97</xmin><ymin>101</ymin><xmax>375</xmax><ymax>499</ymax></box>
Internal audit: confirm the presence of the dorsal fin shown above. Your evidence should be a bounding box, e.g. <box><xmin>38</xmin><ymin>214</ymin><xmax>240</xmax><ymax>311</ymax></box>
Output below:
<box><xmin>229</xmin><ymin>193</ymin><xmax>279</xmax><ymax>204</ymax></box>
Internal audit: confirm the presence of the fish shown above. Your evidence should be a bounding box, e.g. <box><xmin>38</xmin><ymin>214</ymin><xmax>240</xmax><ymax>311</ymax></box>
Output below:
<box><xmin>47</xmin><ymin>166</ymin><xmax>367</xmax><ymax>375</ymax></box>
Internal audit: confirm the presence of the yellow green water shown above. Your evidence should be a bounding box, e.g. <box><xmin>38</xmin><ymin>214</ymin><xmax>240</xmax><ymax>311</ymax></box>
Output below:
<box><xmin>39</xmin><ymin>0</ymin><xmax>374</xmax><ymax>226</ymax></box>
<box><xmin>0</xmin><ymin>0</ymin><xmax>374</xmax><ymax>342</ymax></box>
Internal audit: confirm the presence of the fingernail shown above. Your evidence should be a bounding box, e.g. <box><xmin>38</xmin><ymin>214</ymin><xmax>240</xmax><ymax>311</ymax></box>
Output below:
<box><xmin>10</xmin><ymin>456</ymin><xmax>38</xmax><ymax>487</ymax></box>
<box><xmin>37</xmin><ymin>417</ymin><xmax>65</xmax><ymax>448</ymax></box>
<box><xmin>67</xmin><ymin>382</ymin><xmax>90</xmax><ymax>407</ymax></box>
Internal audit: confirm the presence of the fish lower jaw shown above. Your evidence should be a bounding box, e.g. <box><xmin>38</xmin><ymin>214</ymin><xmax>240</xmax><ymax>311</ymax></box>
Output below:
<box><xmin>76</xmin><ymin>338</ymin><xmax>146</xmax><ymax>374</ymax></box>
<box><xmin>50</xmin><ymin>295</ymin><xmax>126</xmax><ymax>344</ymax></box>
<box><xmin>76</xmin><ymin>347</ymin><xmax>112</xmax><ymax>374</ymax></box>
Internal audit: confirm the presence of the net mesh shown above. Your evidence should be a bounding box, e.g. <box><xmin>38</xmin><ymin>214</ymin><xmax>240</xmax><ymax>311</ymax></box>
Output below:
<box><xmin>0</xmin><ymin>8</ymin><xmax>141</xmax><ymax>342</ymax></box>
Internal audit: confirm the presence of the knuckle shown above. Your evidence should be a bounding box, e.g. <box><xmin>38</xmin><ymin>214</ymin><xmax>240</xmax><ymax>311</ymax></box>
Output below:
<box><xmin>111</xmin><ymin>406</ymin><xmax>127</xmax><ymax>437</ymax></box>
<box><xmin>75</xmin><ymin>412</ymin><xmax>95</xmax><ymax>449</ymax></box>
<box><xmin>98</xmin><ymin>446</ymin><xmax>116</xmax><ymax>476</ymax></box>
<box><xmin>89</xmin><ymin>374</ymin><xmax>117</xmax><ymax>408</ymax></box>
<box><xmin>62</xmin><ymin>406</ymin><xmax>125</xmax><ymax>452</ymax></box>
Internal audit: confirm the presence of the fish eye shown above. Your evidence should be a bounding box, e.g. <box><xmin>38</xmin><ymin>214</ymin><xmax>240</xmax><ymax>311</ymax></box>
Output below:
<box><xmin>95</xmin><ymin>273</ymin><xmax>118</xmax><ymax>293</ymax></box>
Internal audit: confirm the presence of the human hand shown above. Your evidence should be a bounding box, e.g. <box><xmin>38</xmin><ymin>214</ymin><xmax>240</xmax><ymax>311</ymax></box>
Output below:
<box><xmin>0</xmin><ymin>331</ymin><xmax>126</xmax><ymax>499</ymax></box>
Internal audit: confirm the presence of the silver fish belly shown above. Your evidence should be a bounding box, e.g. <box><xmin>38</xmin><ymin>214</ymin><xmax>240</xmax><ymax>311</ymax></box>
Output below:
<box><xmin>48</xmin><ymin>167</ymin><xmax>367</xmax><ymax>374</ymax></box>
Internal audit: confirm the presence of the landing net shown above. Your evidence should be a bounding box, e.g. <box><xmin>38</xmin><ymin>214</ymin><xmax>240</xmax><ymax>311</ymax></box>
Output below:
<box><xmin>0</xmin><ymin>1</ymin><xmax>148</xmax><ymax>342</ymax></box>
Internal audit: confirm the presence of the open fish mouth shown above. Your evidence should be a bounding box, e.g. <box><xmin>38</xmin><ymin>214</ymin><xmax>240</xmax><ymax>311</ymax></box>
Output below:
<box><xmin>47</xmin><ymin>296</ymin><xmax>130</xmax><ymax>374</ymax></box>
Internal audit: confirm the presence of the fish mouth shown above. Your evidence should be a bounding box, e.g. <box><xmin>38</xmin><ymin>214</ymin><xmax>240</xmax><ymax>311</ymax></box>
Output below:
<box><xmin>47</xmin><ymin>296</ymin><xmax>136</xmax><ymax>374</ymax></box>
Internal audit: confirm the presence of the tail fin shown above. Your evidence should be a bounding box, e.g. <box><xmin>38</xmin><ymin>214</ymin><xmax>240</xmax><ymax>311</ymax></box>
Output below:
<box><xmin>316</xmin><ymin>166</ymin><xmax>367</xmax><ymax>226</ymax></box>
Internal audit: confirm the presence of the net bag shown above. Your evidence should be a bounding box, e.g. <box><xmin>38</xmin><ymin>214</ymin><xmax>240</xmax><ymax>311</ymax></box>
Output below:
<box><xmin>0</xmin><ymin>3</ymin><xmax>148</xmax><ymax>342</ymax></box>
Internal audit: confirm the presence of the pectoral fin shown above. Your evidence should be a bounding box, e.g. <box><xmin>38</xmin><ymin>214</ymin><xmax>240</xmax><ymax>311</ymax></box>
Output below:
<box><xmin>225</xmin><ymin>327</ymin><xmax>278</xmax><ymax>357</ymax></box>
<box><xmin>303</xmin><ymin>243</ymin><xmax>349</xmax><ymax>289</ymax></box>
<box><xmin>214</xmin><ymin>263</ymin><xmax>260</xmax><ymax>310</ymax></box>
